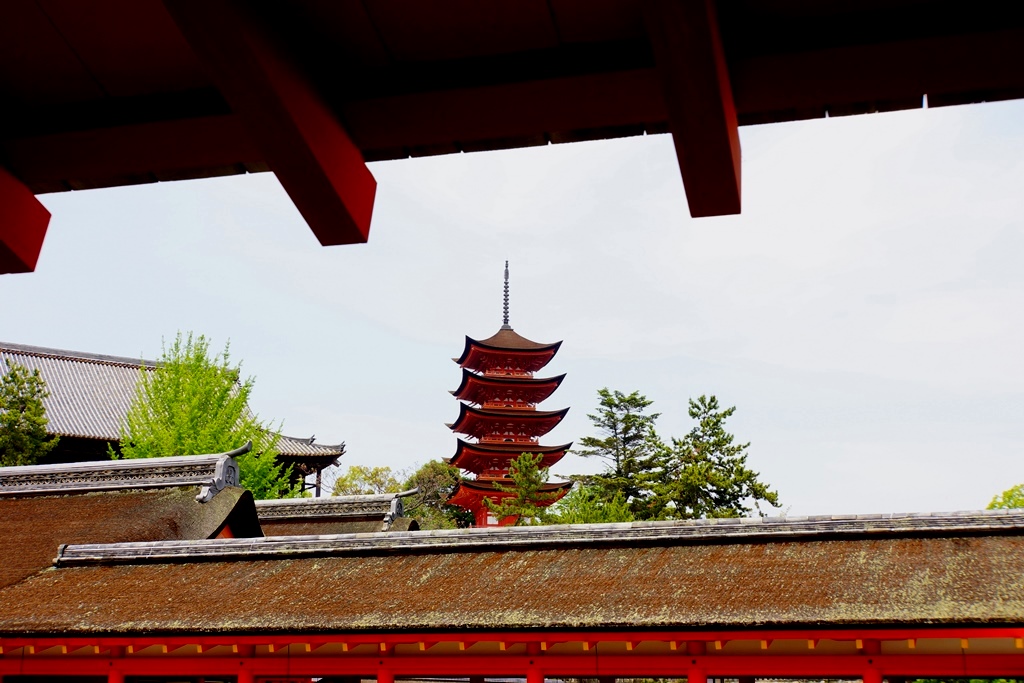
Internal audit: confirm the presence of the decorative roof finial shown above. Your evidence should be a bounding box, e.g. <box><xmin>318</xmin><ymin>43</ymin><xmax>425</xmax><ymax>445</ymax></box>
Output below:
<box><xmin>502</xmin><ymin>260</ymin><xmax>511</xmax><ymax>329</ymax></box>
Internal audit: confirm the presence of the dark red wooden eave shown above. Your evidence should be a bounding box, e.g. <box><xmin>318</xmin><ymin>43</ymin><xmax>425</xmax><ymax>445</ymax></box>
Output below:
<box><xmin>2</xmin><ymin>629</ymin><xmax>1024</xmax><ymax>679</ymax></box>
<box><xmin>451</xmin><ymin>370</ymin><xmax>566</xmax><ymax>405</ymax></box>
<box><xmin>6</xmin><ymin>2</ymin><xmax>1024</xmax><ymax>272</ymax></box>
<box><xmin>447</xmin><ymin>404</ymin><xmax>569</xmax><ymax>440</ymax></box>
<box><xmin>450</xmin><ymin>438</ymin><xmax>572</xmax><ymax>472</ymax></box>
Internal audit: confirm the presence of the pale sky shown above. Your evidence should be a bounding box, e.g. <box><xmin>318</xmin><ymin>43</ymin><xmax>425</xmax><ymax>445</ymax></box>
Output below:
<box><xmin>4</xmin><ymin>99</ymin><xmax>1023</xmax><ymax>516</ymax></box>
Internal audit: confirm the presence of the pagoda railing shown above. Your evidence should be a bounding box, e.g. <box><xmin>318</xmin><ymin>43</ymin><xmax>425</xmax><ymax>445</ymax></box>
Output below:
<box><xmin>482</xmin><ymin>401</ymin><xmax>535</xmax><ymax>410</ymax></box>
<box><xmin>483</xmin><ymin>369</ymin><xmax>533</xmax><ymax>378</ymax></box>
<box><xmin>480</xmin><ymin>435</ymin><xmax>538</xmax><ymax>445</ymax></box>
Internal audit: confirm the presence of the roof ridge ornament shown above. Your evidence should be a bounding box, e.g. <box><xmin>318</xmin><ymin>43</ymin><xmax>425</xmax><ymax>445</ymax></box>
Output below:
<box><xmin>0</xmin><ymin>441</ymin><xmax>248</xmax><ymax>503</ymax></box>
<box><xmin>501</xmin><ymin>260</ymin><xmax>511</xmax><ymax>329</ymax></box>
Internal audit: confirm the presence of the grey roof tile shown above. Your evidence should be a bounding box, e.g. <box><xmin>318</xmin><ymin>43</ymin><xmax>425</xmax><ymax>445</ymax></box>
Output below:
<box><xmin>0</xmin><ymin>342</ymin><xmax>343</xmax><ymax>458</ymax></box>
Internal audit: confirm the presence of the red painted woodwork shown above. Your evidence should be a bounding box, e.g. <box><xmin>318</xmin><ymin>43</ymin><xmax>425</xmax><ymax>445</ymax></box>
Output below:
<box><xmin>4</xmin><ymin>646</ymin><xmax>1024</xmax><ymax>679</ymax></box>
<box><xmin>344</xmin><ymin>70</ymin><xmax>667</xmax><ymax>155</ymax></box>
<box><xmin>452</xmin><ymin>369</ymin><xmax>566</xmax><ymax>406</ymax></box>
<box><xmin>3</xmin><ymin>116</ymin><xmax>262</xmax><ymax>192</ymax></box>
<box><xmin>0</xmin><ymin>166</ymin><xmax>51</xmax><ymax>274</ymax></box>
<box><xmin>644</xmin><ymin>0</ymin><xmax>740</xmax><ymax>218</ymax></box>
<box><xmin>3</xmin><ymin>626</ymin><xmax>1023</xmax><ymax>650</ymax></box>
<box><xmin>163</xmin><ymin>0</ymin><xmax>377</xmax><ymax>245</ymax></box>
<box><xmin>448</xmin><ymin>320</ymin><xmax>570</xmax><ymax>526</ymax></box>
<box><xmin>450</xmin><ymin>439</ymin><xmax>570</xmax><ymax>472</ymax></box>
<box><xmin>449</xmin><ymin>404</ymin><xmax>569</xmax><ymax>441</ymax></box>
<box><xmin>4</xmin><ymin>2</ymin><xmax>1024</xmax><ymax>269</ymax></box>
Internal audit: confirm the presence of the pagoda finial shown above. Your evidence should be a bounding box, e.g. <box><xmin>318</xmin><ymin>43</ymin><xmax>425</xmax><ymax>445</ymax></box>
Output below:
<box><xmin>501</xmin><ymin>260</ymin><xmax>511</xmax><ymax>329</ymax></box>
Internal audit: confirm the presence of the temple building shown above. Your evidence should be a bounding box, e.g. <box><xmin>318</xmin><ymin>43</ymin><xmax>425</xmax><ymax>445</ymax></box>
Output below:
<box><xmin>0</xmin><ymin>342</ymin><xmax>344</xmax><ymax>495</ymax></box>
<box><xmin>446</xmin><ymin>263</ymin><xmax>573</xmax><ymax>526</ymax></box>
<box><xmin>2</xmin><ymin>450</ymin><xmax>1023</xmax><ymax>683</ymax></box>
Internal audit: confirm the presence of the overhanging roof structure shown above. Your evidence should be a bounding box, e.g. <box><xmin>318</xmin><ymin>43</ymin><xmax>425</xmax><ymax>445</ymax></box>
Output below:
<box><xmin>448</xmin><ymin>404</ymin><xmax>569</xmax><ymax>440</ymax></box>
<box><xmin>4</xmin><ymin>1</ymin><xmax>1024</xmax><ymax>273</ymax></box>
<box><xmin>2</xmin><ymin>508</ymin><xmax>1024</xmax><ymax>682</ymax></box>
<box><xmin>449</xmin><ymin>438</ymin><xmax>573</xmax><ymax>472</ymax></box>
<box><xmin>0</xmin><ymin>454</ymin><xmax>1023</xmax><ymax>680</ymax></box>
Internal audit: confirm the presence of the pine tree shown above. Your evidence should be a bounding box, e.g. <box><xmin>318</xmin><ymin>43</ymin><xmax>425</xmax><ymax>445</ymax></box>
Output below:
<box><xmin>484</xmin><ymin>452</ymin><xmax>562</xmax><ymax>525</ymax></box>
<box><xmin>649</xmin><ymin>395</ymin><xmax>780</xmax><ymax>518</ymax></box>
<box><xmin>118</xmin><ymin>332</ymin><xmax>298</xmax><ymax>500</ymax></box>
<box><xmin>551</xmin><ymin>484</ymin><xmax>635</xmax><ymax>524</ymax></box>
<box><xmin>573</xmin><ymin>388</ymin><xmax>664</xmax><ymax>508</ymax></box>
<box><xmin>0</xmin><ymin>360</ymin><xmax>59</xmax><ymax>467</ymax></box>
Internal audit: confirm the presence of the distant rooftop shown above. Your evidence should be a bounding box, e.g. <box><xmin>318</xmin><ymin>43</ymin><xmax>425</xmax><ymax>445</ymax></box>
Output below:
<box><xmin>0</xmin><ymin>341</ymin><xmax>343</xmax><ymax>460</ymax></box>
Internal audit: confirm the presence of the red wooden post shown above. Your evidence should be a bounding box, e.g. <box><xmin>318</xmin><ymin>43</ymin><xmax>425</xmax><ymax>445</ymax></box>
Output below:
<box><xmin>688</xmin><ymin>664</ymin><xmax>707</xmax><ymax>683</ymax></box>
<box><xmin>238</xmin><ymin>664</ymin><xmax>253</xmax><ymax>683</ymax></box>
<box><xmin>0</xmin><ymin>166</ymin><xmax>51</xmax><ymax>274</ymax></box>
<box><xmin>108</xmin><ymin>668</ymin><xmax>124</xmax><ymax>683</ymax></box>
<box><xmin>527</xmin><ymin>665</ymin><xmax>543</xmax><ymax>683</ymax></box>
<box><xmin>863</xmin><ymin>667</ymin><xmax>882</xmax><ymax>683</ymax></box>
<box><xmin>643</xmin><ymin>0</ymin><xmax>741</xmax><ymax>217</ymax></box>
<box><xmin>377</xmin><ymin>668</ymin><xmax>394</xmax><ymax>683</ymax></box>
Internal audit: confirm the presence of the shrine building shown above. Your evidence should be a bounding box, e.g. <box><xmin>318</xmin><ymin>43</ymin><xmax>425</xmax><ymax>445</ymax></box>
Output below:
<box><xmin>446</xmin><ymin>263</ymin><xmax>573</xmax><ymax>526</ymax></box>
<box><xmin>0</xmin><ymin>341</ymin><xmax>344</xmax><ymax>496</ymax></box>
<box><xmin>1</xmin><ymin>450</ymin><xmax>1023</xmax><ymax>683</ymax></box>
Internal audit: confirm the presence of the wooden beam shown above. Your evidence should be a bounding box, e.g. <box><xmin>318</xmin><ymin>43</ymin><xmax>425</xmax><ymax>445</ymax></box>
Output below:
<box><xmin>164</xmin><ymin>0</ymin><xmax>377</xmax><ymax>245</ymax></box>
<box><xmin>644</xmin><ymin>0</ymin><xmax>741</xmax><ymax>217</ymax></box>
<box><xmin>0</xmin><ymin>166</ymin><xmax>51</xmax><ymax>274</ymax></box>
<box><xmin>3</xmin><ymin>648</ymin><xmax>1024</xmax><ymax>679</ymax></box>
<box><xmin>341</xmin><ymin>69</ymin><xmax>667</xmax><ymax>155</ymax></box>
<box><xmin>2</xmin><ymin>116</ymin><xmax>262</xmax><ymax>193</ymax></box>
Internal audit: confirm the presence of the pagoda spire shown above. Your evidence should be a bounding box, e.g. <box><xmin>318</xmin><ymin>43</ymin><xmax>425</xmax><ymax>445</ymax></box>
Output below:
<box><xmin>502</xmin><ymin>260</ymin><xmax>511</xmax><ymax>330</ymax></box>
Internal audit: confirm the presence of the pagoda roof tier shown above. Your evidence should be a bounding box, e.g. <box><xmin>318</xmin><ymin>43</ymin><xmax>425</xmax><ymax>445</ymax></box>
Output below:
<box><xmin>451</xmin><ymin>368</ymin><xmax>566</xmax><ymax>406</ymax></box>
<box><xmin>454</xmin><ymin>328</ymin><xmax>562</xmax><ymax>373</ymax></box>
<box><xmin>447</xmin><ymin>479</ymin><xmax>573</xmax><ymax>510</ymax></box>
<box><xmin>447</xmin><ymin>404</ymin><xmax>569</xmax><ymax>440</ymax></box>
<box><xmin>450</xmin><ymin>439</ymin><xmax>573</xmax><ymax>474</ymax></box>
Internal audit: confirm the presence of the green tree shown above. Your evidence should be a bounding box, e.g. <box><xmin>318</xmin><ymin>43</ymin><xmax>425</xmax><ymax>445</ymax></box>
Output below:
<box><xmin>402</xmin><ymin>460</ymin><xmax>474</xmax><ymax>529</ymax></box>
<box><xmin>484</xmin><ymin>452</ymin><xmax>563</xmax><ymax>526</ymax></box>
<box><xmin>648</xmin><ymin>395</ymin><xmax>780</xmax><ymax>519</ymax></box>
<box><xmin>573</xmin><ymin>388</ymin><xmax>664</xmax><ymax>506</ymax></box>
<box><xmin>332</xmin><ymin>465</ymin><xmax>404</xmax><ymax>496</ymax></box>
<box><xmin>551</xmin><ymin>484</ymin><xmax>635</xmax><ymax>524</ymax></box>
<box><xmin>0</xmin><ymin>360</ymin><xmax>59</xmax><ymax>467</ymax></box>
<box><xmin>118</xmin><ymin>332</ymin><xmax>298</xmax><ymax>500</ymax></box>
<box><xmin>989</xmin><ymin>484</ymin><xmax>1024</xmax><ymax>509</ymax></box>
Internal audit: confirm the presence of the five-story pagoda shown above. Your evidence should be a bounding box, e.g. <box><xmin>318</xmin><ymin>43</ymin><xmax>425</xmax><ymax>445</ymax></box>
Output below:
<box><xmin>447</xmin><ymin>262</ymin><xmax>573</xmax><ymax>526</ymax></box>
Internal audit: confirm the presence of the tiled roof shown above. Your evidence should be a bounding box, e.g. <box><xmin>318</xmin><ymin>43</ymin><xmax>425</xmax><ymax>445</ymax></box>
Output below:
<box><xmin>0</xmin><ymin>342</ymin><xmax>343</xmax><ymax>459</ymax></box>
<box><xmin>256</xmin><ymin>489</ymin><xmax>419</xmax><ymax>534</ymax></box>
<box><xmin>2</xmin><ymin>510</ymin><xmax>1022</xmax><ymax>634</ymax></box>
<box><xmin>0</xmin><ymin>443</ymin><xmax>247</xmax><ymax>502</ymax></box>
<box><xmin>52</xmin><ymin>508</ymin><xmax>1024</xmax><ymax>563</ymax></box>
<box><xmin>475</xmin><ymin>328</ymin><xmax>560</xmax><ymax>351</ymax></box>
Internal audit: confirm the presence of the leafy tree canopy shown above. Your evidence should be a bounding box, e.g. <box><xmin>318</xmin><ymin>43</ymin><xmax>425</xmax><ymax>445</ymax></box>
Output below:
<box><xmin>118</xmin><ymin>332</ymin><xmax>299</xmax><ymax>500</ymax></box>
<box><xmin>484</xmin><ymin>452</ymin><xmax>563</xmax><ymax>526</ymax></box>
<box><xmin>329</xmin><ymin>461</ymin><xmax>472</xmax><ymax>529</ymax></box>
<box><xmin>402</xmin><ymin>460</ymin><xmax>474</xmax><ymax>529</ymax></box>
<box><xmin>332</xmin><ymin>465</ymin><xmax>404</xmax><ymax>496</ymax></box>
<box><xmin>989</xmin><ymin>484</ymin><xmax>1024</xmax><ymax>510</ymax></box>
<box><xmin>0</xmin><ymin>360</ymin><xmax>59</xmax><ymax>467</ymax></box>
